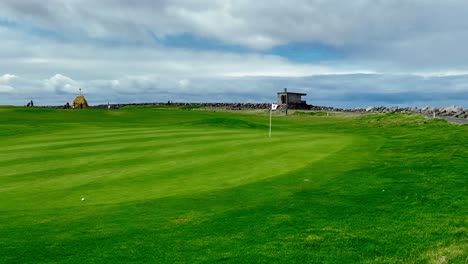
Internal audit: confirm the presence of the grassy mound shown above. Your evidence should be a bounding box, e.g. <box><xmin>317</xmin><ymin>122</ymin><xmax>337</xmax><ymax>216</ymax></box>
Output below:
<box><xmin>0</xmin><ymin>106</ymin><xmax>466</xmax><ymax>263</ymax></box>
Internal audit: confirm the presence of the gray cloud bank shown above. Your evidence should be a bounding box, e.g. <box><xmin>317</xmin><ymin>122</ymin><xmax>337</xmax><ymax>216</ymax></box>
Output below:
<box><xmin>2</xmin><ymin>0</ymin><xmax>468</xmax><ymax>68</ymax></box>
<box><xmin>1</xmin><ymin>1</ymin><xmax>468</xmax><ymax>107</ymax></box>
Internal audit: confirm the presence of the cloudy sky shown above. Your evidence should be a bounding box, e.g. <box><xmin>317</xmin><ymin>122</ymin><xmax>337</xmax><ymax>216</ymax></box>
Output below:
<box><xmin>1</xmin><ymin>0</ymin><xmax>468</xmax><ymax>107</ymax></box>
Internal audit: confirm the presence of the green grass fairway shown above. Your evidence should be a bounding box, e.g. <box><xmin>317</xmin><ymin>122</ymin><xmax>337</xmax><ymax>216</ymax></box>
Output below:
<box><xmin>0</xmin><ymin>106</ymin><xmax>466</xmax><ymax>263</ymax></box>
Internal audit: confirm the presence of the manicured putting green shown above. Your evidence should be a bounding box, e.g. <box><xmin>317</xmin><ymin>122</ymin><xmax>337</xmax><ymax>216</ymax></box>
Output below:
<box><xmin>1</xmin><ymin>126</ymin><xmax>351</xmax><ymax>210</ymax></box>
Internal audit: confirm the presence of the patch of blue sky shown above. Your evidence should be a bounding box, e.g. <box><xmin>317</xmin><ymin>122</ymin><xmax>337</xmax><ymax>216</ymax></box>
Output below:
<box><xmin>152</xmin><ymin>32</ymin><xmax>251</xmax><ymax>53</ymax></box>
<box><xmin>0</xmin><ymin>18</ymin><xmax>64</xmax><ymax>40</ymax></box>
<box><xmin>266</xmin><ymin>42</ymin><xmax>344</xmax><ymax>62</ymax></box>
<box><xmin>154</xmin><ymin>32</ymin><xmax>344</xmax><ymax>62</ymax></box>
<box><xmin>154</xmin><ymin>32</ymin><xmax>345</xmax><ymax>63</ymax></box>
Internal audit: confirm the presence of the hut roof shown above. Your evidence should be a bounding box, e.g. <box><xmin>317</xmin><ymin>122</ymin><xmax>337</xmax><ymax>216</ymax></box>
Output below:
<box><xmin>73</xmin><ymin>95</ymin><xmax>89</xmax><ymax>107</ymax></box>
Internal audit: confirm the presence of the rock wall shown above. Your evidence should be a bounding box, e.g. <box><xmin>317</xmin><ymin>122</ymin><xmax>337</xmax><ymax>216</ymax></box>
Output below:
<box><xmin>309</xmin><ymin>105</ymin><xmax>468</xmax><ymax>119</ymax></box>
<box><xmin>347</xmin><ymin>106</ymin><xmax>468</xmax><ymax>119</ymax></box>
<box><xmin>39</xmin><ymin>102</ymin><xmax>468</xmax><ymax>119</ymax></box>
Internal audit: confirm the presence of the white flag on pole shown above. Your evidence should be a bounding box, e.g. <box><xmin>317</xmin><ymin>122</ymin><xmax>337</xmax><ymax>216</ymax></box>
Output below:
<box><xmin>269</xmin><ymin>104</ymin><xmax>277</xmax><ymax>137</ymax></box>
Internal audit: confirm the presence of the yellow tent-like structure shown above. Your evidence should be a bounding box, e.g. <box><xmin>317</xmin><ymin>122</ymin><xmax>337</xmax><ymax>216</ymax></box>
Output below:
<box><xmin>73</xmin><ymin>95</ymin><xmax>89</xmax><ymax>108</ymax></box>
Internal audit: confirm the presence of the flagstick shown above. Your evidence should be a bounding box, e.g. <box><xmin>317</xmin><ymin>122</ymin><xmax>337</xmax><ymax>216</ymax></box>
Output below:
<box><xmin>269</xmin><ymin>109</ymin><xmax>272</xmax><ymax>138</ymax></box>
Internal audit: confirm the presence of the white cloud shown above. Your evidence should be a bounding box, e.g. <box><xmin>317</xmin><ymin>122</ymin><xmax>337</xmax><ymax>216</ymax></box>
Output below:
<box><xmin>0</xmin><ymin>84</ymin><xmax>14</xmax><ymax>92</ymax></box>
<box><xmin>111</xmin><ymin>80</ymin><xmax>120</xmax><ymax>87</ymax></box>
<box><xmin>44</xmin><ymin>74</ymin><xmax>80</xmax><ymax>94</ymax></box>
<box><xmin>0</xmin><ymin>74</ymin><xmax>17</xmax><ymax>92</ymax></box>
<box><xmin>178</xmin><ymin>79</ymin><xmax>190</xmax><ymax>87</ymax></box>
<box><xmin>0</xmin><ymin>73</ymin><xmax>17</xmax><ymax>82</ymax></box>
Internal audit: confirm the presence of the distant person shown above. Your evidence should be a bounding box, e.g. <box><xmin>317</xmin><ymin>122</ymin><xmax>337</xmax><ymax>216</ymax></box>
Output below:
<box><xmin>66</xmin><ymin>102</ymin><xmax>70</xmax><ymax>109</ymax></box>
<box><xmin>30</xmin><ymin>100</ymin><xmax>34</xmax><ymax>107</ymax></box>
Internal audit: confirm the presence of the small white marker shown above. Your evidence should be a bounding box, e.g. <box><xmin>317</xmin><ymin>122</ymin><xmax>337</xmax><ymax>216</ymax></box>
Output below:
<box><xmin>81</xmin><ymin>197</ymin><xmax>85</xmax><ymax>201</ymax></box>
